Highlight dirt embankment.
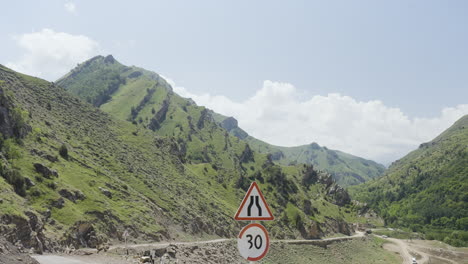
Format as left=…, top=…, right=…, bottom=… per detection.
left=0, top=237, right=40, bottom=264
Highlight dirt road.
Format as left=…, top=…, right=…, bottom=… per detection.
left=109, top=238, right=229, bottom=250
left=32, top=255, right=89, bottom=264
left=108, top=231, right=365, bottom=250
left=33, top=233, right=366, bottom=264
left=381, top=236, right=464, bottom=264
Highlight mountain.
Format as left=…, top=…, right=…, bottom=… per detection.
left=350, top=115, right=468, bottom=246
left=0, top=59, right=365, bottom=252
left=211, top=113, right=385, bottom=187
left=57, top=55, right=385, bottom=188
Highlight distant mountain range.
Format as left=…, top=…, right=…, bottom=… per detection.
left=211, top=113, right=386, bottom=186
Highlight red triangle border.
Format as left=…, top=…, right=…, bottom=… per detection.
left=234, top=182, right=275, bottom=221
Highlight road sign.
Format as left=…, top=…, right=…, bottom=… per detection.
left=234, top=182, right=274, bottom=221
left=237, top=223, right=270, bottom=261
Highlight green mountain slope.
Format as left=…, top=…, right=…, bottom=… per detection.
left=350, top=115, right=468, bottom=246
left=58, top=55, right=384, bottom=188
left=0, top=61, right=366, bottom=251
left=212, top=113, right=385, bottom=187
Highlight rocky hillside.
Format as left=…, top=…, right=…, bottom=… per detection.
left=0, top=62, right=365, bottom=254
left=58, top=55, right=384, bottom=188
left=212, top=113, right=385, bottom=187
left=350, top=115, right=468, bottom=246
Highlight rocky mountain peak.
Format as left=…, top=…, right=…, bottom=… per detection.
left=220, top=116, right=238, bottom=131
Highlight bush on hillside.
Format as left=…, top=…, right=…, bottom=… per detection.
left=59, top=144, right=68, bottom=159
left=0, top=163, right=26, bottom=197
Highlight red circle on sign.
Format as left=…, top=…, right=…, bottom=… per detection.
left=238, top=223, right=270, bottom=261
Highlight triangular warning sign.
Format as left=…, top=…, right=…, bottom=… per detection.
left=234, top=182, right=274, bottom=221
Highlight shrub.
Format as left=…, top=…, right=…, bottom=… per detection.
left=0, top=164, right=26, bottom=197
left=11, top=107, right=30, bottom=139
left=59, top=144, right=68, bottom=159
left=2, top=138, right=21, bottom=159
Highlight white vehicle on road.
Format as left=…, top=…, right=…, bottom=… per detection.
left=412, top=257, right=417, bottom=264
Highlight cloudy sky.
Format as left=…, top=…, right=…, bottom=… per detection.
left=1, top=0, right=467, bottom=164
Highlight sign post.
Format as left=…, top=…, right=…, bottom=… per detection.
left=235, top=182, right=274, bottom=262
left=123, top=229, right=129, bottom=255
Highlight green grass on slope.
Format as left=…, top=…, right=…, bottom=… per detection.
left=349, top=115, right=468, bottom=247
left=2, top=65, right=363, bottom=247
left=1, top=65, right=243, bottom=242
left=56, top=55, right=127, bottom=106
left=259, top=236, right=400, bottom=264
left=0, top=177, right=27, bottom=217
left=59, top=56, right=385, bottom=188
left=212, top=112, right=386, bottom=187
left=51, top=56, right=376, bottom=241
left=245, top=136, right=386, bottom=187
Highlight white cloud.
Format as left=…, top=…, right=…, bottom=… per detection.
left=167, top=78, right=468, bottom=164
left=64, top=2, right=76, bottom=14
left=6, top=29, right=98, bottom=80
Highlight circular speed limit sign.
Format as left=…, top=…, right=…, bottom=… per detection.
left=237, top=223, right=270, bottom=261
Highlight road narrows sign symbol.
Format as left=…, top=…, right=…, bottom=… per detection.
left=234, top=182, right=274, bottom=221
left=237, top=223, right=270, bottom=261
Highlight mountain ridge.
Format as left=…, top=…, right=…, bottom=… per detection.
left=211, top=112, right=385, bottom=186
left=0, top=62, right=367, bottom=253
left=59, top=55, right=385, bottom=187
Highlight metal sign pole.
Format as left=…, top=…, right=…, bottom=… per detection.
left=250, top=220, right=255, bottom=264
left=123, top=229, right=129, bottom=255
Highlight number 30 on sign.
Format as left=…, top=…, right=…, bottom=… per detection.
left=237, top=223, right=269, bottom=261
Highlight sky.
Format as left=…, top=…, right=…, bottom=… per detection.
left=1, top=0, right=467, bottom=164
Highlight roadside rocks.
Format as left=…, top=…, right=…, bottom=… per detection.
left=165, top=244, right=177, bottom=258
left=33, top=163, right=58, bottom=178
left=323, top=217, right=354, bottom=236
left=135, top=241, right=240, bottom=264
left=0, top=212, right=47, bottom=254
left=0, top=237, right=40, bottom=264
left=64, top=222, right=106, bottom=249
left=300, top=220, right=323, bottom=239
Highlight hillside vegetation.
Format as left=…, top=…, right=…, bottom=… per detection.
left=58, top=55, right=384, bottom=188
left=212, top=113, right=385, bottom=187
left=0, top=60, right=366, bottom=252
left=350, top=115, right=468, bottom=246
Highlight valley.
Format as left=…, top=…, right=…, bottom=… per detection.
left=0, top=55, right=466, bottom=263
left=1, top=2, right=467, bottom=263
left=0, top=60, right=375, bottom=262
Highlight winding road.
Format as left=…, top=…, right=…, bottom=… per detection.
left=33, top=232, right=465, bottom=264
left=33, top=233, right=365, bottom=264
left=381, top=236, right=461, bottom=264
